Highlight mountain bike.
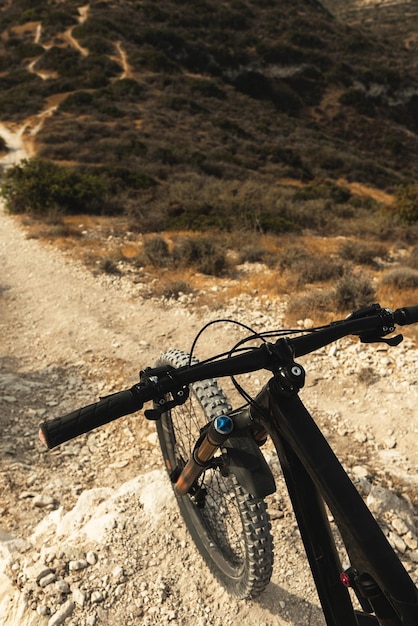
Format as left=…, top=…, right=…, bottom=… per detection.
left=39, top=303, right=418, bottom=625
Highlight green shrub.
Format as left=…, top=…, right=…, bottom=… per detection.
left=59, top=91, right=94, bottom=113
left=269, top=146, right=303, bottom=168
left=357, top=367, right=380, bottom=386
left=0, top=158, right=107, bottom=215
left=130, top=48, right=180, bottom=73
left=153, top=279, right=193, bottom=300
left=13, top=42, right=44, bottom=59
left=294, top=182, right=351, bottom=204
left=286, top=290, right=333, bottom=317
left=256, top=41, right=305, bottom=64
left=278, top=246, right=343, bottom=287
left=99, top=258, right=121, bottom=275
left=42, top=8, right=79, bottom=36
left=380, top=268, right=418, bottom=290
left=254, top=211, right=299, bottom=235
left=107, top=78, right=148, bottom=99
left=96, top=166, right=156, bottom=192
left=37, top=140, right=80, bottom=160
left=290, top=31, right=326, bottom=50
left=0, top=73, right=44, bottom=118
left=239, top=245, right=270, bottom=264
left=82, top=37, right=115, bottom=55
left=71, top=21, right=113, bottom=40
left=293, top=257, right=343, bottom=288
left=339, top=88, right=374, bottom=114
left=277, top=245, right=309, bottom=269
left=141, top=236, right=170, bottom=267
left=37, top=46, right=81, bottom=76
left=390, top=185, right=418, bottom=224
left=338, top=240, right=388, bottom=266
left=186, top=78, right=226, bottom=99
left=20, top=8, right=45, bottom=22
left=406, top=245, right=418, bottom=269
left=173, top=237, right=227, bottom=276
left=333, top=270, right=376, bottom=312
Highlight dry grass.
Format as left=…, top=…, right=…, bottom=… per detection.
left=18, top=214, right=418, bottom=339
left=376, top=282, right=418, bottom=311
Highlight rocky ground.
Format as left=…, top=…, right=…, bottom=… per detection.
left=0, top=205, right=417, bottom=626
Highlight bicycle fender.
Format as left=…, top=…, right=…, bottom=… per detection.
left=223, top=431, right=276, bottom=498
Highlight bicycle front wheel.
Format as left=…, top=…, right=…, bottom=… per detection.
left=155, top=349, right=273, bottom=599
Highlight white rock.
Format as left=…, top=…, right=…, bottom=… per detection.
left=90, top=591, right=104, bottom=604
left=86, top=551, right=98, bottom=565
left=47, top=599, right=75, bottom=626
left=23, top=563, right=53, bottom=583
left=72, top=587, right=87, bottom=607
left=38, top=572, right=56, bottom=588
left=33, top=495, right=55, bottom=509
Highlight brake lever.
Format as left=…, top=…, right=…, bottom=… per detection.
left=144, top=386, right=190, bottom=420
left=358, top=333, right=403, bottom=347
left=346, top=303, right=402, bottom=346
left=137, top=366, right=190, bottom=420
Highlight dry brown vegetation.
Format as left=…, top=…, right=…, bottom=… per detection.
left=1, top=0, right=418, bottom=323
left=20, top=213, right=418, bottom=328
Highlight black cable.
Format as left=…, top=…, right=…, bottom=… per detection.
left=186, top=318, right=332, bottom=419
left=187, top=318, right=265, bottom=366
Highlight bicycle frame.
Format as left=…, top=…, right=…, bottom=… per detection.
left=38, top=304, right=418, bottom=623
left=252, top=376, right=418, bottom=626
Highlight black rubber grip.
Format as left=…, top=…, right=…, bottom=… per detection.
left=39, top=389, right=142, bottom=449
left=395, top=305, right=418, bottom=325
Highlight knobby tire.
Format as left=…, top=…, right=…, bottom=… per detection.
left=155, top=349, right=273, bottom=599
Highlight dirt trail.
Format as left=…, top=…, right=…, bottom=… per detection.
left=0, top=203, right=323, bottom=626
left=0, top=203, right=236, bottom=379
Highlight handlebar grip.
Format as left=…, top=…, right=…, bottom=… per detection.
left=39, top=390, right=142, bottom=449
left=394, top=305, right=418, bottom=325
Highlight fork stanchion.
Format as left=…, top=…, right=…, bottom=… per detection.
left=175, top=416, right=233, bottom=496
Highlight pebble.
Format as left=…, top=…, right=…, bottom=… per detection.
left=24, top=563, right=53, bottom=583
left=37, top=605, right=50, bottom=616
left=55, top=580, right=70, bottom=594
left=33, top=494, right=55, bottom=508
left=112, top=565, right=125, bottom=580
left=388, top=531, right=407, bottom=554
left=91, top=590, right=104, bottom=604
left=48, top=599, right=75, bottom=626
left=392, top=517, right=410, bottom=536
left=39, top=572, right=57, bottom=587
left=384, top=436, right=397, bottom=449
left=69, top=560, right=89, bottom=571
left=352, top=466, right=369, bottom=478
left=86, top=551, right=98, bottom=565
left=72, top=587, right=88, bottom=607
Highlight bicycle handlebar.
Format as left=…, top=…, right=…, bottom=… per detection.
left=39, top=304, right=418, bottom=449
left=39, top=389, right=148, bottom=449
left=395, top=304, right=418, bottom=325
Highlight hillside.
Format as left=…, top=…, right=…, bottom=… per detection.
left=1, top=5, right=418, bottom=625
left=322, top=1, right=418, bottom=68
left=1, top=0, right=418, bottom=236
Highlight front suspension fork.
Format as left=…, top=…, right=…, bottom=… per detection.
left=174, top=415, right=234, bottom=496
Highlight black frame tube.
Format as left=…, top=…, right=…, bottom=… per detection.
left=252, top=381, right=418, bottom=625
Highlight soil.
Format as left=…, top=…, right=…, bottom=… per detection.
left=0, top=202, right=417, bottom=626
